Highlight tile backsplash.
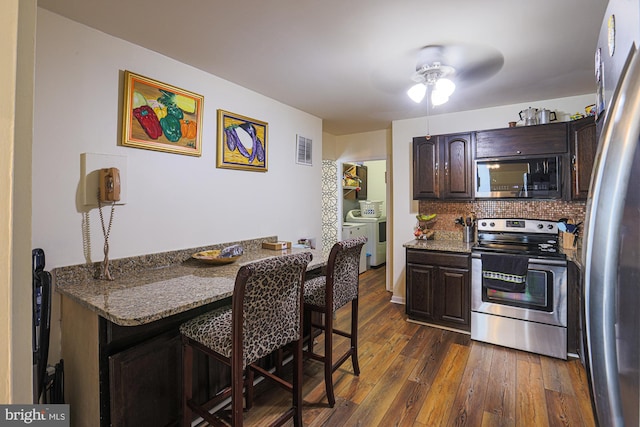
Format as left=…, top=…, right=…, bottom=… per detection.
left=419, top=199, right=586, bottom=239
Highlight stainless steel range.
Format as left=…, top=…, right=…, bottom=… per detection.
left=470, top=218, right=568, bottom=360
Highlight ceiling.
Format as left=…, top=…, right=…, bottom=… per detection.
left=37, top=0, right=608, bottom=135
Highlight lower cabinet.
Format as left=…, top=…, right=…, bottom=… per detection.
left=406, top=249, right=470, bottom=332
left=109, top=332, right=182, bottom=427
left=567, top=260, right=586, bottom=364
left=100, top=299, right=231, bottom=427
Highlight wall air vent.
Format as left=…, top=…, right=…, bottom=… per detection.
left=296, top=135, right=312, bottom=166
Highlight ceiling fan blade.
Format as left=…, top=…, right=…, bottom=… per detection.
left=415, top=43, right=504, bottom=85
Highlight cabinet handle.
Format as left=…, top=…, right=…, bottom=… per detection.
left=572, top=154, right=577, bottom=171
left=435, top=162, right=438, bottom=177
left=445, top=161, right=448, bottom=176
left=516, top=150, right=522, bottom=154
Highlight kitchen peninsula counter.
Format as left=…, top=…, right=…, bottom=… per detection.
left=55, top=244, right=325, bottom=327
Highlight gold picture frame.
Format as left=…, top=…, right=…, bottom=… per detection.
left=122, top=71, right=204, bottom=156
left=217, top=109, right=268, bottom=172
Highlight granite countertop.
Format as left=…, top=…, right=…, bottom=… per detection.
left=55, top=246, right=326, bottom=327
left=403, top=239, right=473, bottom=253
left=405, top=237, right=584, bottom=268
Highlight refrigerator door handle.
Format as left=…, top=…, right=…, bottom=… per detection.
left=584, top=45, right=640, bottom=426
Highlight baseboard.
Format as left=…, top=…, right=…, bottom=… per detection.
left=390, top=295, right=405, bottom=305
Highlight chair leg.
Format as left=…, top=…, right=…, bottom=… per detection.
left=351, top=298, right=360, bottom=376
left=231, top=350, right=244, bottom=426
left=245, top=367, right=254, bottom=410
left=293, top=337, right=303, bottom=427
left=304, top=308, right=314, bottom=353
left=324, top=310, right=336, bottom=408
left=182, top=341, right=193, bottom=427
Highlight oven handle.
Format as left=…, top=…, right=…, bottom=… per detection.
left=471, top=252, right=567, bottom=267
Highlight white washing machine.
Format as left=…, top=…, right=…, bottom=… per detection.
left=345, top=210, right=387, bottom=267
left=342, top=223, right=368, bottom=272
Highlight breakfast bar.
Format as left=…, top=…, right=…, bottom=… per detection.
left=54, top=236, right=326, bottom=427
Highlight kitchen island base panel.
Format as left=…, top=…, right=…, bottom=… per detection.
left=60, top=295, right=100, bottom=427
left=471, top=311, right=567, bottom=360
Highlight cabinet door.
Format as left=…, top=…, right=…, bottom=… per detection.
left=412, top=136, right=439, bottom=199
left=406, top=263, right=437, bottom=322
left=109, top=331, right=182, bottom=427
left=570, top=117, right=597, bottom=200
left=356, top=165, right=368, bottom=200
left=437, top=267, right=470, bottom=330
left=475, top=122, right=568, bottom=158
left=441, top=133, right=473, bottom=199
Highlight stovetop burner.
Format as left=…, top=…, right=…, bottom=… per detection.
left=472, top=218, right=564, bottom=259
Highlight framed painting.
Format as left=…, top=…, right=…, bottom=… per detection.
left=122, top=71, right=204, bottom=156
left=217, top=109, right=268, bottom=172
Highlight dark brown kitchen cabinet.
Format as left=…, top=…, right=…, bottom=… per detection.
left=98, top=299, right=231, bottom=427
left=568, top=260, right=586, bottom=365
left=570, top=117, right=598, bottom=200
left=475, top=122, right=568, bottom=158
left=109, top=332, right=182, bottom=427
left=413, top=132, right=473, bottom=200
left=406, top=249, right=470, bottom=332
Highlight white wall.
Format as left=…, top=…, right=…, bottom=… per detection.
left=2, top=0, right=36, bottom=404
left=335, top=128, right=389, bottom=161
left=33, top=9, right=323, bottom=269
left=390, top=94, right=595, bottom=303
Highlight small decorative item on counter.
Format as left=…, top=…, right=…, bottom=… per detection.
left=192, top=245, right=244, bottom=265
left=219, top=244, right=244, bottom=257
left=262, top=241, right=292, bottom=251
left=570, top=112, right=585, bottom=120
left=414, top=213, right=437, bottom=240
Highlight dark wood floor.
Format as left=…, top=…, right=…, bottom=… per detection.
left=202, top=265, right=597, bottom=426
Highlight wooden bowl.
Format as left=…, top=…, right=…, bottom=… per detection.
left=192, top=250, right=242, bottom=265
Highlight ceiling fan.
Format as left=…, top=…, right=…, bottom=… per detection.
left=408, top=44, right=504, bottom=105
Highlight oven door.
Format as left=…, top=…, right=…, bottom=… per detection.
left=471, top=254, right=567, bottom=327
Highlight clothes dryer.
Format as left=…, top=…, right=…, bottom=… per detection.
left=345, top=210, right=386, bottom=267
left=342, top=223, right=368, bottom=272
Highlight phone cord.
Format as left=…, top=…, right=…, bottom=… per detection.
left=98, top=199, right=116, bottom=281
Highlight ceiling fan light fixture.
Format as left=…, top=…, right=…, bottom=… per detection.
left=407, top=83, right=427, bottom=103
left=435, top=78, right=455, bottom=97
left=408, top=62, right=456, bottom=105
left=431, top=90, right=449, bottom=106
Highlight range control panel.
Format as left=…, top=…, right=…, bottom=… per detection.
left=477, top=218, right=559, bottom=234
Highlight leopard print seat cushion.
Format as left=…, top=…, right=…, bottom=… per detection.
left=303, top=237, right=366, bottom=311
left=180, top=252, right=312, bottom=368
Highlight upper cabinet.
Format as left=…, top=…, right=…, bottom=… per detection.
left=343, top=163, right=367, bottom=200
left=413, top=132, right=473, bottom=200
left=475, top=122, right=568, bottom=158
left=569, top=117, right=597, bottom=200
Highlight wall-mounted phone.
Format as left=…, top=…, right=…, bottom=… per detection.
left=99, top=167, right=121, bottom=202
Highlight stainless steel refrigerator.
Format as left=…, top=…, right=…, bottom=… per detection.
left=584, top=1, right=640, bottom=425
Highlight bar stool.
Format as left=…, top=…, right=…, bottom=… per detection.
left=303, top=236, right=367, bottom=407
left=180, top=251, right=312, bottom=427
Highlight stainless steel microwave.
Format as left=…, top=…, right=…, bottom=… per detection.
left=474, top=156, right=562, bottom=199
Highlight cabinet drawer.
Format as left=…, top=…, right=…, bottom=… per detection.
left=475, top=122, right=568, bottom=158
left=406, top=250, right=469, bottom=268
